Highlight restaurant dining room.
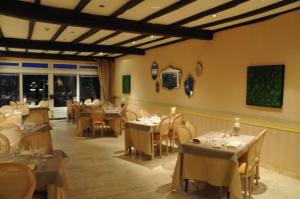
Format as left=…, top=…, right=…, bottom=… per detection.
left=0, top=0, right=299, bottom=199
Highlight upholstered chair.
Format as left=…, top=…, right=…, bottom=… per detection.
left=254, top=129, right=267, bottom=185
left=19, top=132, right=53, bottom=154
left=169, top=113, right=183, bottom=152
left=0, top=162, right=36, bottom=199
left=90, top=107, right=109, bottom=137
left=185, top=121, right=196, bottom=138
left=0, top=105, right=13, bottom=116
left=153, top=116, right=171, bottom=156
left=176, top=125, right=192, bottom=145
left=139, top=109, right=150, bottom=118
left=66, top=100, right=74, bottom=122
left=125, top=111, right=138, bottom=121
left=0, top=134, right=10, bottom=153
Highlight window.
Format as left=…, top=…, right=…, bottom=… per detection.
left=79, top=76, right=100, bottom=102
left=54, top=75, right=77, bottom=107
left=23, top=74, right=48, bottom=105
left=0, top=73, right=19, bottom=106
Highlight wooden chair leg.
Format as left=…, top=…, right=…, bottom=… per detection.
left=184, top=179, right=189, bottom=193
left=244, top=178, right=247, bottom=199
left=255, top=164, right=260, bottom=185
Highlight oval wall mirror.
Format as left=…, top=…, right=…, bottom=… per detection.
left=160, top=65, right=182, bottom=90
left=184, top=74, right=194, bottom=97
left=151, top=61, right=159, bottom=80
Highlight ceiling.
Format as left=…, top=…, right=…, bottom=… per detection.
left=0, top=0, right=299, bottom=61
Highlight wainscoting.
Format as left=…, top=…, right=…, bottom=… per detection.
left=122, top=98, right=300, bottom=179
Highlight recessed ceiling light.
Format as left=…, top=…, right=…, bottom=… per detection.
left=71, top=31, right=75, bottom=34
left=99, top=4, right=105, bottom=8
left=99, top=52, right=103, bottom=55
left=212, top=14, right=217, bottom=18
left=44, top=27, right=50, bottom=31
left=150, top=35, right=154, bottom=39
left=132, top=41, right=136, bottom=44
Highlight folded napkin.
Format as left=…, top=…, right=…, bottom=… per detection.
left=225, top=141, right=241, bottom=148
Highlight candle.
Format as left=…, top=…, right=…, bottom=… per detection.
left=170, top=106, right=176, bottom=115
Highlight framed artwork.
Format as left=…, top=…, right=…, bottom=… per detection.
left=122, top=75, right=131, bottom=94
left=246, top=65, right=285, bottom=108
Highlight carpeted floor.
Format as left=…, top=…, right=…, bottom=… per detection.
left=50, top=120, right=300, bottom=199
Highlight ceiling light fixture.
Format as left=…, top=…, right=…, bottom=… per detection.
left=150, top=35, right=154, bottom=39
left=44, top=27, right=50, bottom=31
left=132, top=41, right=136, bottom=44
left=212, top=14, right=217, bottom=18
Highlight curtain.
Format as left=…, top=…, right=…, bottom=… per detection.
left=97, top=59, right=113, bottom=102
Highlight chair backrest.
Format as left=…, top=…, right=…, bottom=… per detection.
left=159, top=116, right=171, bottom=136
left=125, top=111, right=138, bottom=121
left=139, top=109, right=150, bottom=118
left=0, top=134, right=10, bottom=153
left=244, top=137, right=260, bottom=175
left=172, top=113, right=183, bottom=135
left=0, top=113, right=7, bottom=123
left=90, top=107, right=105, bottom=123
left=0, top=162, right=36, bottom=199
left=0, top=127, right=22, bottom=149
left=39, top=100, right=49, bottom=107
left=9, top=101, right=16, bottom=106
left=84, top=98, right=92, bottom=105
left=177, top=125, right=192, bottom=145
left=103, top=101, right=113, bottom=107
left=255, top=129, right=267, bottom=161
left=93, top=99, right=100, bottom=105
left=185, top=121, right=196, bottom=138
left=19, top=132, right=53, bottom=154
left=72, top=105, right=81, bottom=121
left=0, top=105, right=13, bottom=115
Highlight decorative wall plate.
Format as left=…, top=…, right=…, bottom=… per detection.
left=184, top=74, right=195, bottom=98
left=155, top=81, right=160, bottom=93
left=151, top=61, right=159, bottom=80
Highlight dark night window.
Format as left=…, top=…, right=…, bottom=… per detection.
left=54, top=75, right=77, bottom=107
left=80, top=76, right=100, bottom=102
left=0, top=73, right=19, bottom=106
left=23, top=74, right=48, bottom=105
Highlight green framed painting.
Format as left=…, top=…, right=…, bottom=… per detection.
left=246, top=65, right=285, bottom=108
left=122, top=75, right=131, bottom=94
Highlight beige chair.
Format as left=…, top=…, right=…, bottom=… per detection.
left=0, top=162, right=36, bottom=199
left=153, top=116, right=171, bottom=156
left=84, top=98, right=92, bottom=105
left=0, top=134, right=10, bottom=153
left=90, top=107, right=109, bottom=137
left=238, top=137, right=260, bottom=198
left=125, top=111, right=138, bottom=121
left=19, top=132, right=53, bottom=154
left=139, top=109, right=150, bottom=118
left=72, top=104, right=81, bottom=123
left=120, top=104, right=128, bottom=131
left=0, top=105, right=13, bottom=116
left=176, top=125, right=192, bottom=145
left=169, top=113, right=183, bottom=152
left=66, top=100, right=74, bottom=122
left=185, top=121, right=196, bottom=138
left=103, top=101, right=113, bottom=107
left=92, top=99, right=100, bottom=105
left=0, top=113, right=7, bottom=123
left=254, top=129, right=267, bottom=185
left=38, top=100, right=49, bottom=107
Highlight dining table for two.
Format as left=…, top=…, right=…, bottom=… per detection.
left=172, top=131, right=255, bottom=199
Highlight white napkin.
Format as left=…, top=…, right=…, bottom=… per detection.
left=225, top=141, right=241, bottom=148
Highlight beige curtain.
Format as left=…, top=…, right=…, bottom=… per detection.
left=97, top=59, right=113, bottom=102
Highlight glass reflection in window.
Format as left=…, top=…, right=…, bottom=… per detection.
left=54, top=75, right=76, bottom=107
left=80, top=76, right=100, bottom=102
left=23, top=74, right=48, bottom=105
left=0, top=73, right=19, bottom=106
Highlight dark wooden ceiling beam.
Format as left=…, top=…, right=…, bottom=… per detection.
left=72, top=28, right=101, bottom=43
left=0, top=0, right=213, bottom=40
left=195, top=0, right=299, bottom=29
left=0, top=38, right=145, bottom=55
left=92, top=31, right=122, bottom=45
left=110, top=0, right=144, bottom=17
left=0, top=51, right=113, bottom=61
left=74, top=0, right=91, bottom=12
left=27, top=20, right=35, bottom=41
left=214, top=6, right=300, bottom=33
left=0, top=27, right=8, bottom=51
left=50, top=25, right=67, bottom=42
left=145, top=38, right=186, bottom=50
left=113, top=34, right=149, bottom=46
left=140, top=0, right=196, bottom=22
left=171, top=0, right=248, bottom=26
left=131, top=36, right=169, bottom=48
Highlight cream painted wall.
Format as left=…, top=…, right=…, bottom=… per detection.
left=112, top=11, right=300, bottom=123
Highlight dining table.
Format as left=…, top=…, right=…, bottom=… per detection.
left=0, top=150, right=69, bottom=199
left=172, top=131, right=255, bottom=199
left=125, top=116, right=161, bottom=159
left=77, top=106, right=122, bottom=137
